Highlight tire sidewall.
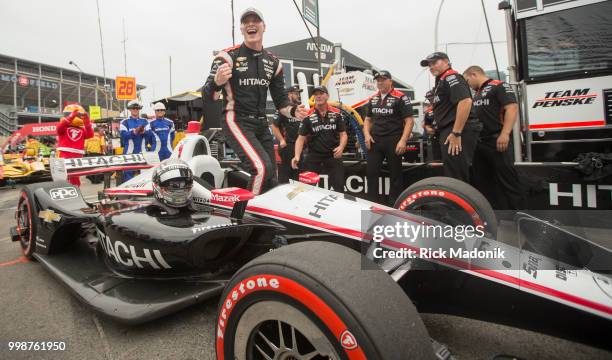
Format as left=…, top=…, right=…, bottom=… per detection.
left=217, top=263, right=379, bottom=360
left=18, top=188, right=38, bottom=258
left=394, top=177, right=498, bottom=236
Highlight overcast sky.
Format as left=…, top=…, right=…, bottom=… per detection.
left=1, top=0, right=509, bottom=112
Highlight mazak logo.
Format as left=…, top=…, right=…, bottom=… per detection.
left=532, top=88, right=597, bottom=108
left=340, top=330, right=358, bottom=350
left=211, top=193, right=241, bottom=203
left=68, top=128, right=83, bottom=141
left=239, top=78, right=269, bottom=86
left=49, top=187, right=78, bottom=200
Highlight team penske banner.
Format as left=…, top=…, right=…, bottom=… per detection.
left=526, top=75, right=610, bottom=130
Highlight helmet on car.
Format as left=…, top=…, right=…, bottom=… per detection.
left=152, top=159, right=193, bottom=208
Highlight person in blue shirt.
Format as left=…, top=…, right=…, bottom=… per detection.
left=149, top=102, right=175, bottom=161
left=120, top=100, right=151, bottom=181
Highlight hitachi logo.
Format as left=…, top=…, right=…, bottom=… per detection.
left=473, top=98, right=490, bottom=107
left=239, top=78, right=269, bottom=86
left=312, top=124, right=336, bottom=132
left=549, top=183, right=612, bottom=208
left=372, top=108, right=394, bottom=115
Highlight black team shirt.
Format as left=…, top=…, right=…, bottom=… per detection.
left=298, top=105, right=346, bottom=159
left=366, top=88, right=413, bottom=138
left=472, top=79, right=517, bottom=138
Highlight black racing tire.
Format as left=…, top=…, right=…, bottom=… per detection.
left=394, top=176, right=498, bottom=237
left=16, top=186, right=38, bottom=259
left=216, top=241, right=433, bottom=360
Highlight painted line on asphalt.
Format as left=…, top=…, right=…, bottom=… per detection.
left=0, top=256, right=29, bottom=268
left=92, top=314, right=114, bottom=360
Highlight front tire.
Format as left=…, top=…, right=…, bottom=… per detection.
left=16, top=187, right=38, bottom=259
left=216, top=241, right=433, bottom=360
left=394, top=176, right=498, bottom=237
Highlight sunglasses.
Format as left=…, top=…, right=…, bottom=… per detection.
left=155, top=109, right=165, bottom=112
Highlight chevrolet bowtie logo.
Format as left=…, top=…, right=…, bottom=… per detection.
left=287, top=184, right=310, bottom=200
left=39, top=209, right=61, bottom=223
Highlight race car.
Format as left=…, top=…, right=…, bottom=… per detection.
left=0, top=154, right=50, bottom=187
left=11, top=135, right=612, bottom=359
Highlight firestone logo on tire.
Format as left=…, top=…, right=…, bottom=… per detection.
left=340, top=330, right=358, bottom=350
left=398, top=190, right=446, bottom=210
left=217, top=275, right=281, bottom=339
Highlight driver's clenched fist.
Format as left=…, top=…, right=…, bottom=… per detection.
left=214, top=63, right=233, bottom=86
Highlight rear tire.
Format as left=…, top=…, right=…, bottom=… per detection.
left=16, top=187, right=38, bottom=259
left=216, top=241, right=433, bottom=360
left=394, top=176, right=498, bottom=237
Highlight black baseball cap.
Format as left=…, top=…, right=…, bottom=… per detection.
left=374, top=70, right=392, bottom=80
left=240, top=7, right=264, bottom=23
left=420, top=52, right=450, bottom=67
left=286, top=85, right=303, bottom=93
left=312, top=86, right=328, bottom=94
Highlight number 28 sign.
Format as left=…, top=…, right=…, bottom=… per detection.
left=115, top=76, right=137, bottom=100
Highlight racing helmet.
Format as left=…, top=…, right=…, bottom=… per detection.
left=152, top=159, right=193, bottom=208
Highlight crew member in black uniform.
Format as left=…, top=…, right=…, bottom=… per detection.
left=363, top=70, right=414, bottom=204
left=203, top=8, right=308, bottom=194
left=422, top=90, right=441, bottom=161
left=420, top=52, right=480, bottom=182
left=464, top=65, right=525, bottom=209
left=271, top=85, right=303, bottom=183
left=292, top=86, right=348, bottom=193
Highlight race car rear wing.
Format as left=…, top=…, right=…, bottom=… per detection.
left=50, top=153, right=160, bottom=181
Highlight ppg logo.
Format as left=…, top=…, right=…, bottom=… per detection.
left=49, top=187, right=78, bottom=201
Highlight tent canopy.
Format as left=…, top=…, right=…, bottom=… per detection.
left=157, top=91, right=202, bottom=103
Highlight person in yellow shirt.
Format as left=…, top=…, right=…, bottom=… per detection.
left=85, top=129, right=106, bottom=156
left=23, top=135, right=41, bottom=159
left=85, top=129, right=107, bottom=184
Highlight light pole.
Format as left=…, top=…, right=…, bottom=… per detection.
left=68, top=60, right=83, bottom=73
left=434, top=0, right=445, bottom=51
left=68, top=61, right=83, bottom=105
